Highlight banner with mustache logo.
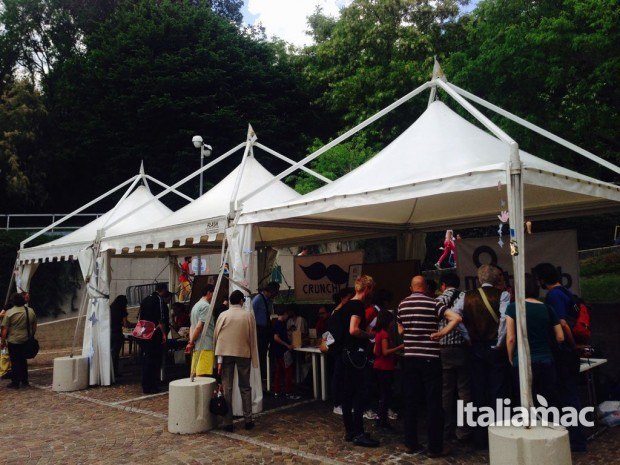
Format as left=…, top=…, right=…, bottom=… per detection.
left=294, top=251, right=364, bottom=301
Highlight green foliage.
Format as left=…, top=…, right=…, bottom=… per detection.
left=288, top=134, right=377, bottom=194
left=39, top=0, right=314, bottom=211
left=580, top=251, right=620, bottom=277
left=29, top=260, right=82, bottom=317
left=580, top=273, right=620, bottom=303
left=0, top=78, right=48, bottom=210
left=301, top=0, right=468, bottom=145
left=445, top=0, right=620, bottom=181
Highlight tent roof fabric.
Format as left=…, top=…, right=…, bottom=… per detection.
left=100, top=155, right=301, bottom=253
left=239, top=101, right=619, bottom=235
left=19, top=186, right=173, bottom=263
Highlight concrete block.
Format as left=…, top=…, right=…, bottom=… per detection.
left=168, top=377, right=216, bottom=434
left=489, top=422, right=572, bottom=465
left=52, top=355, right=89, bottom=392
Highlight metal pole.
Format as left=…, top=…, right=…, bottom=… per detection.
left=199, top=150, right=204, bottom=197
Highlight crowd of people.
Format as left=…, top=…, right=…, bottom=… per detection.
left=318, top=263, right=588, bottom=455
left=1, top=253, right=589, bottom=456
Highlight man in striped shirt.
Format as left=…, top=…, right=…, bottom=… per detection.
left=397, top=275, right=462, bottom=457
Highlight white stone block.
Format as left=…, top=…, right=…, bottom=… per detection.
left=52, top=355, right=89, bottom=392
left=168, top=377, right=217, bottom=434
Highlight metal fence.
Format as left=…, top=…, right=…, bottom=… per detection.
left=126, top=282, right=168, bottom=307
left=0, top=213, right=103, bottom=231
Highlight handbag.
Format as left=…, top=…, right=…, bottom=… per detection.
left=0, top=348, right=11, bottom=377
left=23, top=305, right=39, bottom=359
left=132, top=320, right=157, bottom=340
left=209, top=384, right=228, bottom=416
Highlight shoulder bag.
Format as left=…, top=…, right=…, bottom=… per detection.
left=23, top=306, right=40, bottom=359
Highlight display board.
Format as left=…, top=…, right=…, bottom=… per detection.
left=189, top=274, right=230, bottom=310
left=294, top=250, right=364, bottom=302
left=350, top=260, right=421, bottom=310
left=455, top=230, right=580, bottom=295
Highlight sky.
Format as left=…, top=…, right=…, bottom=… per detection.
left=241, top=1, right=477, bottom=48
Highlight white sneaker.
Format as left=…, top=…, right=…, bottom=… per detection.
left=285, top=393, right=301, bottom=400
left=333, top=406, right=343, bottom=415
left=388, top=409, right=398, bottom=420
left=363, top=410, right=378, bottom=420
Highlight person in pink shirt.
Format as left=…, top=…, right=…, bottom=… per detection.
left=373, top=310, right=404, bottom=429
left=435, top=229, right=457, bottom=269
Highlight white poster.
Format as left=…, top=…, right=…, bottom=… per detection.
left=455, top=230, right=580, bottom=295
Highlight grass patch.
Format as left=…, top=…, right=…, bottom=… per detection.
left=580, top=273, right=620, bottom=303
left=580, top=250, right=620, bottom=277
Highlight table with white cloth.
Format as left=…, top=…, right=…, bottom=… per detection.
left=579, top=357, right=607, bottom=407
left=266, top=346, right=328, bottom=401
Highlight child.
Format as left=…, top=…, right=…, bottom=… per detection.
left=373, top=310, right=404, bottom=428
left=271, top=307, right=300, bottom=400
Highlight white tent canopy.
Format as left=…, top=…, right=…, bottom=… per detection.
left=101, top=152, right=302, bottom=254
left=19, top=185, right=174, bottom=264
left=240, top=100, right=619, bottom=234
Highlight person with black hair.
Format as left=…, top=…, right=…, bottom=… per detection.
left=328, top=287, right=354, bottom=416
left=214, top=290, right=258, bottom=432
left=436, top=273, right=471, bottom=442
left=533, top=262, right=587, bottom=452
left=1, top=292, right=37, bottom=388
left=373, top=310, right=403, bottom=429
left=110, top=295, right=129, bottom=378
left=251, top=281, right=279, bottom=380
left=138, top=283, right=171, bottom=394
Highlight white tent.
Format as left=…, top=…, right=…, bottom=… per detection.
left=16, top=169, right=187, bottom=386
left=100, top=153, right=302, bottom=255
left=230, top=68, right=619, bottom=413
left=239, top=99, right=619, bottom=232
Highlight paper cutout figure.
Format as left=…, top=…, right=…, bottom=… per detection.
left=88, top=312, right=99, bottom=326
left=498, top=211, right=509, bottom=223
left=498, top=237, right=504, bottom=248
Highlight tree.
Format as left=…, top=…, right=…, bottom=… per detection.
left=39, top=0, right=315, bottom=211
left=445, top=0, right=619, bottom=181
left=0, top=78, right=47, bottom=211
left=289, top=134, right=377, bottom=194
left=301, top=0, right=469, bottom=147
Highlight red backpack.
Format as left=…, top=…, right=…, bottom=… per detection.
left=558, top=288, right=592, bottom=344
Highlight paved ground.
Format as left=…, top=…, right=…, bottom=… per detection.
left=1, top=348, right=618, bottom=465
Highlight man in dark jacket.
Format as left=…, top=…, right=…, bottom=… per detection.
left=139, top=283, right=171, bottom=394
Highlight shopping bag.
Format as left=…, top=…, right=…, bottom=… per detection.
left=0, top=348, right=10, bottom=377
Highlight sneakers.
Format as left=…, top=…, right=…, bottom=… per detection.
left=434, top=263, right=441, bottom=270
left=363, top=410, right=378, bottom=420
left=285, top=393, right=301, bottom=400
left=352, top=433, right=380, bottom=448
left=333, top=406, right=343, bottom=415
left=388, top=409, right=398, bottom=420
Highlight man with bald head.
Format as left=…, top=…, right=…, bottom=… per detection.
left=398, top=275, right=462, bottom=457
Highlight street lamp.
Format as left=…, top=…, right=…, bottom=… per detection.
left=192, top=135, right=212, bottom=196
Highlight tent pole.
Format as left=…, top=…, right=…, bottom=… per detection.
left=190, top=236, right=229, bottom=382
left=3, top=258, right=18, bottom=306
left=70, top=241, right=100, bottom=358
left=20, top=175, right=139, bottom=249
left=229, top=128, right=255, bottom=216
left=506, top=144, right=534, bottom=417
left=254, top=142, right=332, bottom=184
left=100, top=142, right=246, bottom=234
left=144, top=175, right=194, bottom=202
left=446, top=83, right=620, bottom=175
left=237, top=81, right=432, bottom=205
left=99, top=175, right=142, bottom=231
left=436, top=80, right=515, bottom=144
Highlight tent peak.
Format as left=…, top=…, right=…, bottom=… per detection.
left=431, top=57, right=446, bottom=81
